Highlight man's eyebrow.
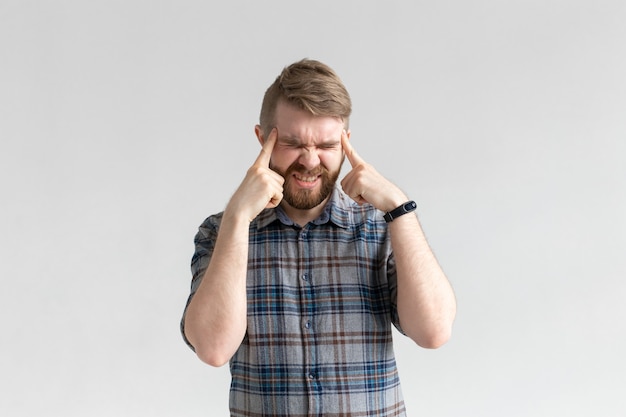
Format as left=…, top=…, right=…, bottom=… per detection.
left=278, top=135, right=301, bottom=144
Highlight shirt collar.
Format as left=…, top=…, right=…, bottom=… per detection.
left=255, top=186, right=352, bottom=230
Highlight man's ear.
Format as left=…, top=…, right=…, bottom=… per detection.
left=254, top=125, right=264, bottom=146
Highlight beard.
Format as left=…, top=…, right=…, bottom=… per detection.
left=271, top=160, right=341, bottom=210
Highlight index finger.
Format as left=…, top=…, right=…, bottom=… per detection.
left=255, top=128, right=277, bottom=167
left=341, top=130, right=365, bottom=167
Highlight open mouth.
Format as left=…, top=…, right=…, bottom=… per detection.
left=293, top=173, right=321, bottom=188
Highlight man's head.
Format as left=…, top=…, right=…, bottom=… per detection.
left=255, top=59, right=352, bottom=212
left=259, top=59, right=352, bottom=139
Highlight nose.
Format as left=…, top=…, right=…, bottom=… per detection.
left=298, top=147, right=320, bottom=170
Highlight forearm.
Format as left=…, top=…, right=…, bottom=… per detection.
left=184, top=131, right=285, bottom=366
left=184, top=212, right=250, bottom=366
left=390, top=213, right=457, bottom=348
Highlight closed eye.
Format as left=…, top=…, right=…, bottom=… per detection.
left=318, top=143, right=340, bottom=150
left=278, top=138, right=340, bottom=150
left=278, top=140, right=301, bottom=149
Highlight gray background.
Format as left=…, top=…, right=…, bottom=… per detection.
left=1, top=1, right=625, bottom=416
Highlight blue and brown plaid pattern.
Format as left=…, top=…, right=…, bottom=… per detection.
left=182, top=187, right=407, bottom=416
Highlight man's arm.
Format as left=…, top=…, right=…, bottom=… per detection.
left=184, top=130, right=284, bottom=366
left=388, top=212, right=457, bottom=348
left=340, top=131, right=456, bottom=348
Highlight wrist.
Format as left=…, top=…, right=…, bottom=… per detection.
left=380, top=193, right=409, bottom=213
left=222, top=206, right=256, bottom=227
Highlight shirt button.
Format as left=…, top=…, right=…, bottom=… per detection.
left=308, top=372, right=316, bottom=380
left=304, top=321, right=312, bottom=329
left=302, top=273, right=309, bottom=281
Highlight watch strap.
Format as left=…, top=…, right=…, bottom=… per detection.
left=383, top=201, right=417, bottom=223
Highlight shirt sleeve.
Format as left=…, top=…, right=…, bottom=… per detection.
left=386, top=238, right=406, bottom=336
left=180, top=214, right=221, bottom=351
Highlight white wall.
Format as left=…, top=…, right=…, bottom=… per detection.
left=1, top=1, right=625, bottom=416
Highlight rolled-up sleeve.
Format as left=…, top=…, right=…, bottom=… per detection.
left=180, top=214, right=221, bottom=350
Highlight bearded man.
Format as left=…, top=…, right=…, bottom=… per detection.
left=181, top=58, right=457, bottom=417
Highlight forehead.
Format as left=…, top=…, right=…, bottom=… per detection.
left=274, top=101, right=344, bottom=144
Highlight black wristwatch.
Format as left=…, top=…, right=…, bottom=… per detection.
left=383, top=201, right=417, bottom=223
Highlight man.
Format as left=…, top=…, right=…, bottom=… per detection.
left=181, top=59, right=456, bottom=416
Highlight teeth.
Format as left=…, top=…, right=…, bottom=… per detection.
left=295, top=175, right=317, bottom=182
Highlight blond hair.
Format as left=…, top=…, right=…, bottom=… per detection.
left=259, top=59, right=352, bottom=137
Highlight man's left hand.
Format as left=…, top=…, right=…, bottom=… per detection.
left=340, top=130, right=407, bottom=212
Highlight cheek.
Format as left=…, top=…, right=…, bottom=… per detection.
left=320, top=151, right=343, bottom=169
left=271, top=149, right=299, bottom=169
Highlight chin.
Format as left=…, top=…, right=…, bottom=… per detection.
left=284, top=187, right=329, bottom=210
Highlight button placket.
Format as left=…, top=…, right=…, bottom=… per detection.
left=297, top=225, right=321, bottom=404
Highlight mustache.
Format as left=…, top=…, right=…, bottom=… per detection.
left=272, top=161, right=327, bottom=177
left=288, top=165, right=324, bottom=176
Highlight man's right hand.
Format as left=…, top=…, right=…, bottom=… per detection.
left=225, top=128, right=285, bottom=223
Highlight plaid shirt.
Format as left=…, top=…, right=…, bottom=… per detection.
left=182, top=187, right=408, bottom=416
